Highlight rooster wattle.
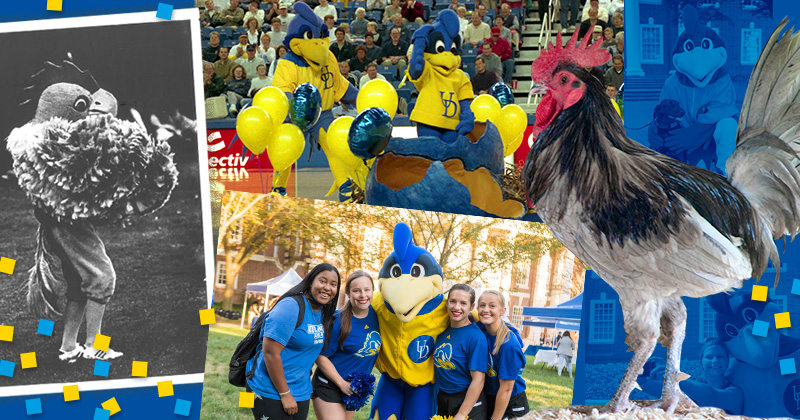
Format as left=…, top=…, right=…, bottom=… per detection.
left=523, top=24, right=800, bottom=414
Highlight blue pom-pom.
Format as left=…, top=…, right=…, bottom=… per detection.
left=341, top=372, right=376, bottom=411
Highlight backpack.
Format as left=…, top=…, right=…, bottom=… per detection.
left=228, top=294, right=305, bottom=387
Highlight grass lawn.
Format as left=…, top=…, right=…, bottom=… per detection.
left=201, top=324, right=574, bottom=419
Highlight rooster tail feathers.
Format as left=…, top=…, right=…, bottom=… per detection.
left=26, top=227, right=65, bottom=318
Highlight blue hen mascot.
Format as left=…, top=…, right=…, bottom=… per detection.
left=370, top=223, right=449, bottom=420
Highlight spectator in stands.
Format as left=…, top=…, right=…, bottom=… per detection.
left=477, top=5, right=492, bottom=26
left=485, top=26, right=513, bottom=84
left=605, top=83, right=617, bottom=101
left=366, top=21, right=382, bottom=45
left=204, top=61, right=225, bottom=99
left=401, top=0, right=425, bottom=25
left=384, top=0, right=402, bottom=24
left=245, top=17, right=263, bottom=44
left=237, top=44, right=267, bottom=79
left=464, top=12, right=491, bottom=48
left=267, top=17, right=286, bottom=47
left=324, top=15, right=337, bottom=43
left=331, top=27, right=356, bottom=62
left=479, top=41, right=502, bottom=81
left=350, top=45, right=371, bottom=73
left=244, top=0, right=266, bottom=26
left=493, top=16, right=513, bottom=49
left=591, top=24, right=603, bottom=44
left=277, top=1, right=296, bottom=31
left=448, top=0, right=465, bottom=12
left=201, top=0, right=223, bottom=27
left=610, top=12, right=623, bottom=36
left=471, top=56, right=498, bottom=95
left=203, top=31, right=223, bottom=63
left=578, top=7, right=606, bottom=39
left=380, top=27, right=409, bottom=73
left=608, top=0, right=623, bottom=16
left=219, top=0, right=245, bottom=27
left=351, top=7, right=369, bottom=38
left=581, top=0, right=608, bottom=22
left=560, top=0, right=579, bottom=33
left=339, top=22, right=355, bottom=42
left=364, top=33, right=382, bottom=62
left=223, top=65, right=251, bottom=115
left=601, top=26, right=615, bottom=48
left=359, top=62, right=387, bottom=87
left=315, top=0, right=338, bottom=22
left=386, top=14, right=411, bottom=44
left=339, top=60, right=360, bottom=87
left=368, top=0, right=386, bottom=11
left=536, top=0, right=548, bottom=24
left=457, top=7, right=469, bottom=35
left=249, top=64, right=272, bottom=96
left=476, top=0, right=497, bottom=14
left=605, top=31, right=623, bottom=70
left=214, top=47, right=237, bottom=81
left=230, top=33, right=251, bottom=59
left=257, top=33, right=277, bottom=65
left=264, top=0, right=281, bottom=23
left=268, top=45, right=289, bottom=80
left=603, top=53, right=623, bottom=90
left=499, top=4, right=520, bottom=54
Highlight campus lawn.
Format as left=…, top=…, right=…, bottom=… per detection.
left=201, top=325, right=574, bottom=420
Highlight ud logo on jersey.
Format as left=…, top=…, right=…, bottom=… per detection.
left=433, top=343, right=455, bottom=370
left=440, top=92, right=457, bottom=118
left=321, top=65, right=334, bottom=89
left=407, top=335, right=435, bottom=363
left=356, top=331, right=382, bottom=357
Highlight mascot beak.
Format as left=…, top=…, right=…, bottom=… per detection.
left=290, top=38, right=330, bottom=70
left=90, top=88, right=118, bottom=117
left=380, top=273, right=443, bottom=323
left=424, top=51, right=461, bottom=74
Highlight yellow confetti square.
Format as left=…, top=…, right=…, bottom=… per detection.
left=63, top=385, right=80, bottom=402
left=102, top=397, right=121, bottom=415
left=752, top=285, right=768, bottom=301
left=20, top=352, right=37, bottom=369
left=0, top=325, right=13, bottom=342
left=239, top=392, right=255, bottom=408
left=0, top=257, right=15, bottom=275
left=46, top=0, right=62, bottom=11
left=199, top=308, right=216, bottom=325
left=94, top=334, right=110, bottom=352
left=776, top=312, right=792, bottom=329
left=132, top=361, right=148, bottom=377
left=157, top=380, right=174, bottom=397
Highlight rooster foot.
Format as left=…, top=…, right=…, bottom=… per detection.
left=569, top=399, right=635, bottom=414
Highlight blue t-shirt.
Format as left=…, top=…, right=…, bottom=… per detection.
left=321, top=306, right=382, bottom=378
left=246, top=295, right=325, bottom=400
left=482, top=325, right=527, bottom=397
left=433, top=322, right=489, bottom=393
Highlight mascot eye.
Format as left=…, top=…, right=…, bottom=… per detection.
left=72, top=95, right=90, bottom=112
left=390, top=264, right=402, bottom=278
left=303, top=30, right=314, bottom=40
left=435, top=40, right=445, bottom=53
left=724, top=323, right=739, bottom=338
left=742, top=307, right=758, bottom=322
left=451, top=42, right=457, bottom=54
left=683, top=39, right=694, bottom=52
left=701, top=37, right=713, bottom=49
left=410, top=263, right=425, bottom=277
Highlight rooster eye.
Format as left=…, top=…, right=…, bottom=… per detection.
left=701, top=37, right=713, bottom=49
left=435, top=40, right=445, bottom=53
left=73, top=95, right=90, bottom=112
left=560, top=76, right=568, bottom=84
left=390, top=264, right=402, bottom=278
left=683, top=39, right=694, bottom=52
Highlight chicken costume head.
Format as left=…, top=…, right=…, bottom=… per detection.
left=672, top=5, right=727, bottom=89
left=283, top=2, right=330, bottom=71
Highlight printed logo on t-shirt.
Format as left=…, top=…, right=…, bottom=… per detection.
left=309, top=324, right=324, bottom=345
left=433, top=343, right=455, bottom=370
left=440, top=91, right=457, bottom=117
left=321, top=65, right=334, bottom=89
left=407, top=335, right=435, bottom=363
left=356, top=331, right=382, bottom=357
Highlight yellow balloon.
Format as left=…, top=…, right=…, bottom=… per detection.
left=326, top=116, right=363, bottom=170
left=357, top=79, right=398, bottom=115
left=497, top=104, right=528, bottom=156
left=268, top=123, right=305, bottom=172
left=471, top=94, right=501, bottom=122
left=253, top=86, right=289, bottom=125
left=236, top=106, right=273, bottom=155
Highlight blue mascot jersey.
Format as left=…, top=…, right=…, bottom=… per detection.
left=433, top=322, right=489, bottom=393
left=322, top=306, right=382, bottom=377
left=483, top=328, right=527, bottom=397
left=246, top=296, right=324, bottom=400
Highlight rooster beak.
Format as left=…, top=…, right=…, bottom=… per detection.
left=530, top=82, right=548, bottom=96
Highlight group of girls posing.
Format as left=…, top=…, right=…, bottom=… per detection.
left=245, top=263, right=530, bottom=420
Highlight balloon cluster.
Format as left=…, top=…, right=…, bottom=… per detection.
left=470, top=84, right=526, bottom=156
left=341, top=372, right=376, bottom=411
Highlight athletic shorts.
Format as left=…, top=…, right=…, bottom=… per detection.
left=311, top=371, right=344, bottom=405
left=486, top=391, right=529, bottom=419
left=436, top=388, right=487, bottom=420
left=248, top=388, right=310, bottom=420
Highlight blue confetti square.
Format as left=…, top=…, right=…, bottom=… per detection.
left=156, top=3, right=173, bottom=20
left=752, top=319, right=770, bottom=337
left=93, top=360, right=110, bottom=377
left=174, top=399, right=191, bottom=416
left=781, top=358, right=797, bottom=375
left=0, top=360, right=15, bottom=377
left=25, top=398, right=42, bottom=415
left=93, top=408, right=110, bottom=420
left=37, top=319, right=54, bottom=337
left=793, top=279, right=800, bottom=296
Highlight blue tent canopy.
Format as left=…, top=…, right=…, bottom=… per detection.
left=521, top=293, right=582, bottom=331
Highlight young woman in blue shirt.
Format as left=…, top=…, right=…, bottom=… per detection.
left=312, top=270, right=381, bottom=420
left=477, top=290, right=529, bottom=420
left=433, top=284, right=489, bottom=420
left=247, top=263, right=341, bottom=420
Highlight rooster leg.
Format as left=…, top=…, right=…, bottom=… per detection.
left=601, top=299, right=661, bottom=412
left=656, top=296, right=692, bottom=414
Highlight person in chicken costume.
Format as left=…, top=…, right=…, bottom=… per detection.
left=370, top=222, right=449, bottom=420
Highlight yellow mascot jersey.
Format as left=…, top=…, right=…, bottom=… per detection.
left=272, top=50, right=350, bottom=111
left=372, top=291, right=449, bottom=386
left=409, top=59, right=473, bottom=130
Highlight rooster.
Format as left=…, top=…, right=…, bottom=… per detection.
left=523, top=24, right=800, bottom=414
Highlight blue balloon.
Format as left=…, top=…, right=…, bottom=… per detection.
left=489, top=83, right=514, bottom=107
left=349, top=107, right=393, bottom=160
left=289, top=83, right=322, bottom=131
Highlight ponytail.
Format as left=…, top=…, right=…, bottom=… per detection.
left=338, top=270, right=374, bottom=350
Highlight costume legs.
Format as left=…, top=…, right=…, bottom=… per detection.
left=370, top=375, right=434, bottom=420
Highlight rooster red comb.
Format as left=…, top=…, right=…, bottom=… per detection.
left=531, top=31, right=610, bottom=82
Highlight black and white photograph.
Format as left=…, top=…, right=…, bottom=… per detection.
left=0, top=11, right=213, bottom=388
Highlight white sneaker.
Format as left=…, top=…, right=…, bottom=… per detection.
left=229, top=105, right=238, bottom=116
left=82, top=346, right=124, bottom=361
left=58, top=345, right=84, bottom=363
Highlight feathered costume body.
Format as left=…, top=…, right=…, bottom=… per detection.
left=523, top=24, right=800, bottom=413
left=6, top=58, right=178, bottom=317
